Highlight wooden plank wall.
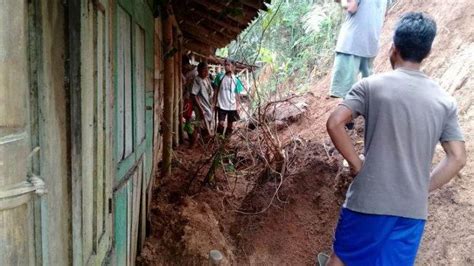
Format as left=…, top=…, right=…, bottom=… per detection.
left=0, top=1, right=34, bottom=265
left=0, top=1, right=163, bottom=265
left=35, top=0, right=71, bottom=264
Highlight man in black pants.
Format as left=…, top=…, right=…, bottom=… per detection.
left=213, top=59, right=244, bottom=138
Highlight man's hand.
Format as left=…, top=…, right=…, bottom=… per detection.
left=327, top=105, right=363, bottom=176
left=429, top=141, right=466, bottom=192
left=351, top=156, right=364, bottom=176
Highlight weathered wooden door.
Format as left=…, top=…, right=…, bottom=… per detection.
left=71, top=0, right=114, bottom=265
left=89, top=0, right=114, bottom=263
left=114, top=0, right=154, bottom=265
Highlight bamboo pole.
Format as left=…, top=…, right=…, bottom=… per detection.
left=162, top=11, right=174, bottom=177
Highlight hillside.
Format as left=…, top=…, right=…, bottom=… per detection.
left=139, top=0, right=474, bottom=264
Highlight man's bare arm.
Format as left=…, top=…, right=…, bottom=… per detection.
left=327, top=106, right=363, bottom=174
left=429, top=141, right=466, bottom=192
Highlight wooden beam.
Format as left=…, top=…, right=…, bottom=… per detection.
left=189, top=0, right=254, bottom=25
left=182, top=31, right=227, bottom=49
left=179, top=20, right=234, bottom=42
left=181, top=7, right=242, bottom=33
left=162, top=10, right=174, bottom=177
left=183, top=40, right=214, bottom=55
left=208, top=25, right=237, bottom=41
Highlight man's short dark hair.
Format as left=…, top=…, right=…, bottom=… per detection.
left=197, top=62, right=208, bottom=72
left=394, top=12, right=437, bottom=63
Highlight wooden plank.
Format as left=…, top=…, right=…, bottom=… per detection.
left=126, top=177, right=133, bottom=266
left=183, top=40, right=215, bottom=56
left=189, top=0, right=256, bottom=25
left=145, top=90, right=154, bottom=182
left=68, top=0, right=84, bottom=263
left=0, top=2, right=34, bottom=257
left=116, top=7, right=126, bottom=161
left=94, top=9, right=108, bottom=252
left=138, top=162, right=148, bottom=252
left=182, top=30, right=227, bottom=48
left=81, top=0, right=96, bottom=261
left=94, top=1, right=113, bottom=261
left=153, top=18, right=163, bottom=177
left=123, top=9, right=133, bottom=159
left=113, top=185, right=128, bottom=266
left=130, top=160, right=143, bottom=265
left=135, top=24, right=146, bottom=145
left=162, top=12, right=174, bottom=177
left=95, top=9, right=105, bottom=242
left=180, top=20, right=234, bottom=40
left=177, top=7, right=241, bottom=33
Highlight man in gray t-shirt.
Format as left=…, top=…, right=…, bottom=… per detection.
left=321, top=12, right=466, bottom=266
left=329, top=0, right=388, bottom=98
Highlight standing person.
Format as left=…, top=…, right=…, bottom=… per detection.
left=190, top=62, right=215, bottom=146
left=213, top=59, right=244, bottom=138
left=182, top=55, right=198, bottom=139
left=322, top=12, right=466, bottom=266
left=329, top=0, right=388, bottom=98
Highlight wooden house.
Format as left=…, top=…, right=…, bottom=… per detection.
left=0, top=0, right=267, bottom=265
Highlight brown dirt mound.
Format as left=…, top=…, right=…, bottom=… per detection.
left=230, top=141, right=347, bottom=265
left=138, top=136, right=356, bottom=265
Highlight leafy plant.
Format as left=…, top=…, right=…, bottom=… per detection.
left=217, top=0, right=342, bottom=109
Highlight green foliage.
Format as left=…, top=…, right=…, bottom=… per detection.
left=217, top=0, right=343, bottom=102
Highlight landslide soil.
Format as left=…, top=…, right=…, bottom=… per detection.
left=139, top=0, right=474, bottom=265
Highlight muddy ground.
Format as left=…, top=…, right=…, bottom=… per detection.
left=138, top=0, right=474, bottom=265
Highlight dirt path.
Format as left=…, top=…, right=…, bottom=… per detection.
left=139, top=0, right=473, bottom=265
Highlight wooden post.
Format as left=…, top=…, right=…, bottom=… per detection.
left=153, top=18, right=163, bottom=175
left=162, top=10, right=174, bottom=177
left=178, top=46, right=184, bottom=143
left=173, top=42, right=180, bottom=147
left=0, top=1, right=37, bottom=264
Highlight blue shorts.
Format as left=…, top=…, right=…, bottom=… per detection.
left=333, top=208, right=425, bottom=266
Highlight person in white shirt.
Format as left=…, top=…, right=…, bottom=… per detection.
left=213, top=59, right=244, bottom=138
